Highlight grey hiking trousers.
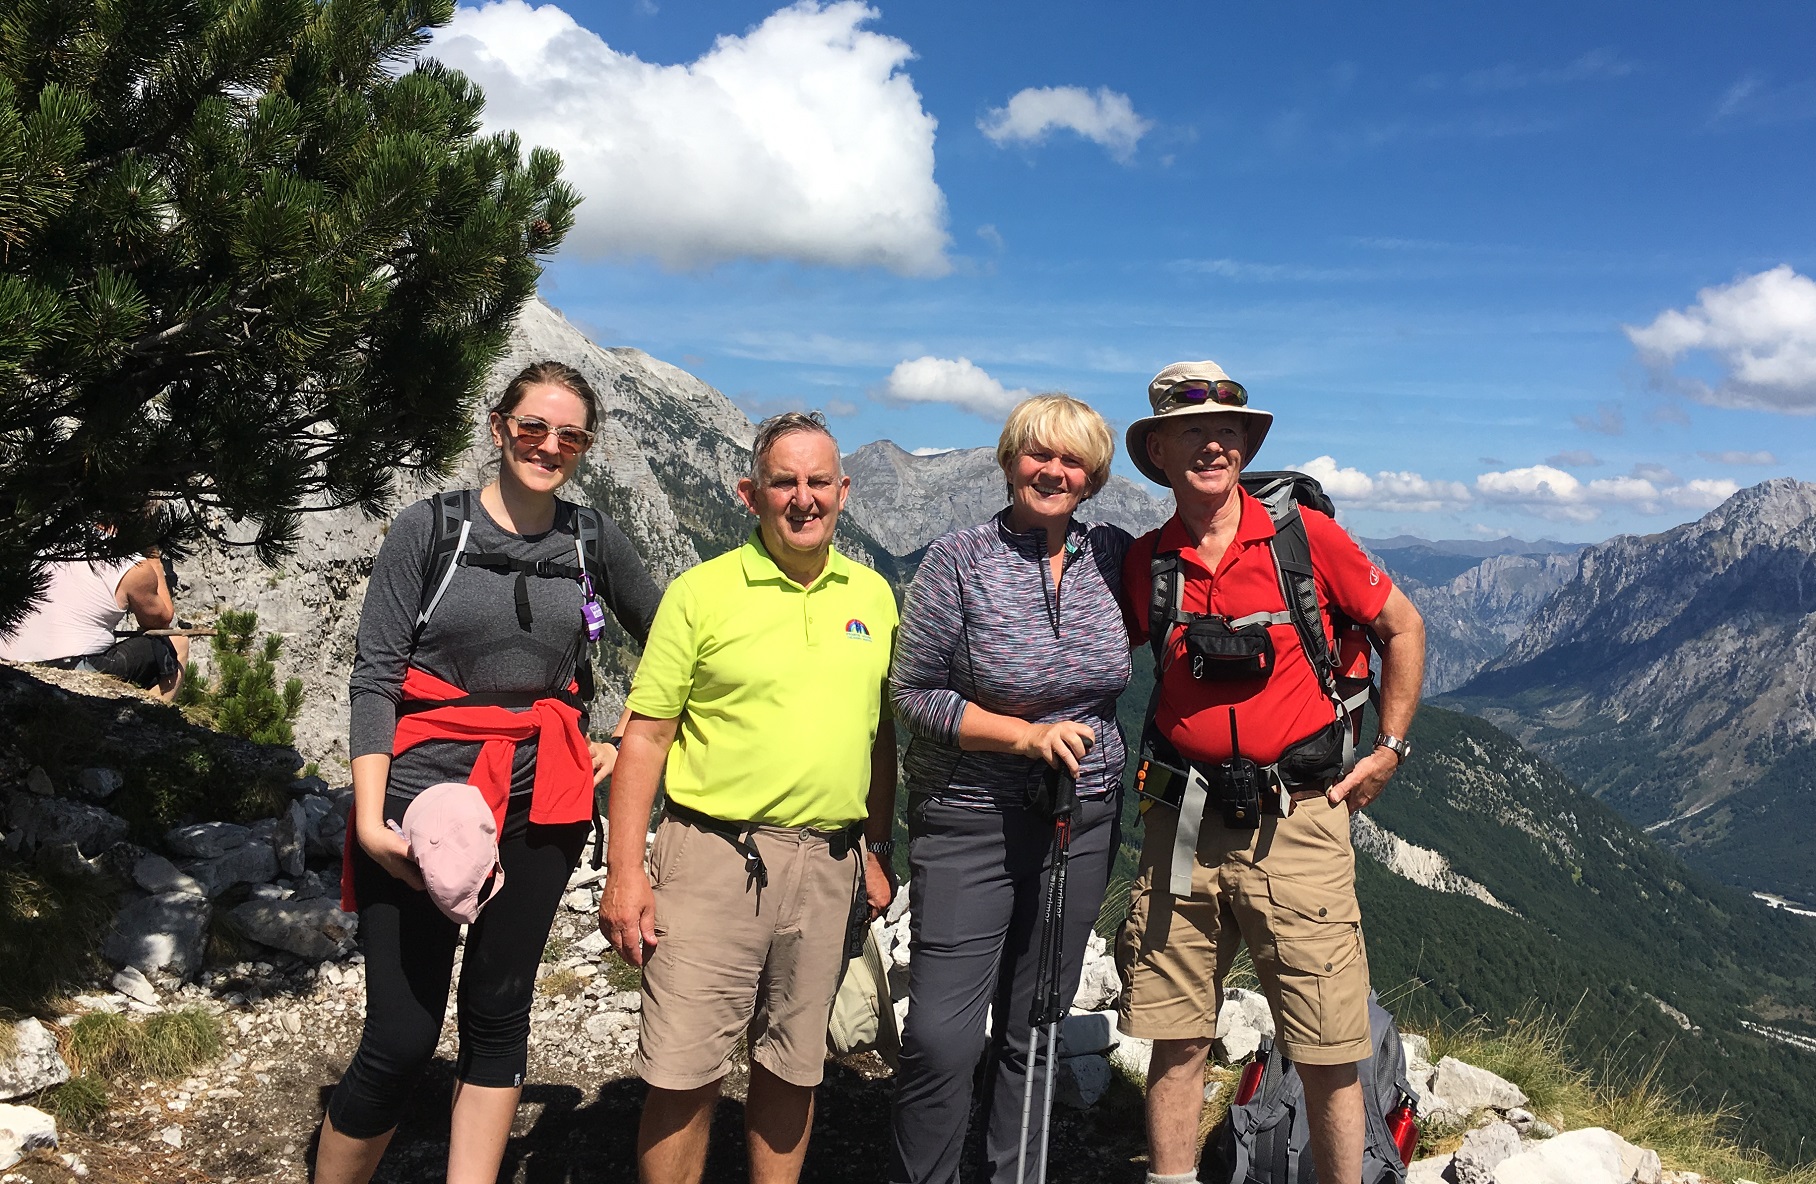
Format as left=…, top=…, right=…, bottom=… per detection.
left=888, top=792, right=1120, bottom=1184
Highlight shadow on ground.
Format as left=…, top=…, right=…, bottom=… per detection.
left=309, top=1056, right=1152, bottom=1183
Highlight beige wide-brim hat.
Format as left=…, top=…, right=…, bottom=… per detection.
left=1125, top=360, right=1274, bottom=486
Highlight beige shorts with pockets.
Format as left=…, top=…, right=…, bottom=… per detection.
left=1115, top=795, right=1372, bottom=1066
left=633, top=811, right=861, bottom=1090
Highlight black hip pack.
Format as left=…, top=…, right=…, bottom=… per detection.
left=1182, top=615, right=1276, bottom=681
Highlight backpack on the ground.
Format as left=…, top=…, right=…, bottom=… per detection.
left=1205, top=992, right=1418, bottom=1184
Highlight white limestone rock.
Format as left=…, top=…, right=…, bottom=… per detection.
left=0, top=1021, right=69, bottom=1102
left=132, top=852, right=205, bottom=897
left=1071, top=953, right=1121, bottom=1012
left=182, top=839, right=279, bottom=897
left=1108, top=1017, right=1152, bottom=1081
left=1214, top=987, right=1275, bottom=1064
left=1406, top=1154, right=1454, bottom=1184
left=0, top=1103, right=57, bottom=1169
left=164, top=821, right=250, bottom=859
left=229, top=898, right=358, bottom=961
left=73, top=768, right=123, bottom=801
left=110, top=966, right=159, bottom=1007
left=1492, top=1127, right=1659, bottom=1184
left=104, top=892, right=211, bottom=980
left=273, top=799, right=308, bottom=878
left=5, top=792, right=128, bottom=858
left=1451, top=1120, right=1521, bottom=1184
left=1430, top=1056, right=1527, bottom=1114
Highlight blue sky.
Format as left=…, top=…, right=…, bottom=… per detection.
left=427, top=0, right=1816, bottom=541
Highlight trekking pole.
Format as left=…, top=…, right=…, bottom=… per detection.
left=1016, top=761, right=1079, bottom=1184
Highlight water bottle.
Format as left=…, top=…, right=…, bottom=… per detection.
left=1387, top=1098, right=1418, bottom=1166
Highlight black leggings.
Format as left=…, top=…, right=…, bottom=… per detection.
left=326, top=793, right=589, bottom=1139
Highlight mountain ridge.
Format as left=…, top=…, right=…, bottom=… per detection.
left=1443, top=477, right=1816, bottom=898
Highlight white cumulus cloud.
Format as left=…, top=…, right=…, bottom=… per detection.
left=1626, top=265, right=1816, bottom=413
left=1289, top=457, right=1472, bottom=513
left=877, top=357, right=1032, bottom=419
left=1665, top=479, right=1740, bottom=510
left=1474, top=465, right=1735, bottom=520
left=978, top=85, right=1151, bottom=161
left=428, top=0, right=950, bottom=274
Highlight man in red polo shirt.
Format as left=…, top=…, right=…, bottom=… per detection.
left=1115, top=361, right=1426, bottom=1184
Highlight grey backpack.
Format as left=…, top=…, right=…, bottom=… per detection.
left=1206, top=993, right=1416, bottom=1184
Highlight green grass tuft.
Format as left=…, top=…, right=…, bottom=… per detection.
left=42, top=1074, right=109, bottom=1129
left=137, top=1008, right=223, bottom=1077
left=602, top=953, right=643, bottom=994
left=69, top=1007, right=222, bottom=1080
left=539, top=967, right=583, bottom=999
left=69, top=1012, right=140, bottom=1078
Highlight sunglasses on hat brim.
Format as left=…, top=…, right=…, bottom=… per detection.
left=1158, top=379, right=1248, bottom=413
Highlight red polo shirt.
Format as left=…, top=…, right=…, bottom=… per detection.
left=1123, top=488, right=1392, bottom=767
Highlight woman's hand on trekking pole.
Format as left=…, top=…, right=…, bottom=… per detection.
left=357, top=820, right=424, bottom=891
left=1015, top=721, right=1096, bottom=778
left=599, top=867, right=659, bottom=966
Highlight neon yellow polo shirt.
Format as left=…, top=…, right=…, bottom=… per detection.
left=626, top=531, right=898, bottom=830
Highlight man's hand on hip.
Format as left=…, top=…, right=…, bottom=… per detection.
left=862, top=849, right=895, bottom=921
left=599, top=865, right=658, bottom=966
left=1326, top=747, right=1400, bottom=812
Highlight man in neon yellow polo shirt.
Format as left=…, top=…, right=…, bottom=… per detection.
left=600, top=411, right=898, bottom=1184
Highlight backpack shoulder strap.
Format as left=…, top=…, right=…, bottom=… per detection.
left=414, top=489, right=475, bottom=643
left=1263, top=501, right=1336, bottom=699
left=1148, top=547, right=1188, bottom=675
left=570, top=502, right=609, bottom=591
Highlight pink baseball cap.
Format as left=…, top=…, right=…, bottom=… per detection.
left=398, top=783, right=504, bottom=924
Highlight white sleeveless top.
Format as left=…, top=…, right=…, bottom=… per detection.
left=0, top=557, right=142, bottom=662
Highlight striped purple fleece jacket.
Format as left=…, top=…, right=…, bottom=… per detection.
left=891, top=510, right=1134, bottom=810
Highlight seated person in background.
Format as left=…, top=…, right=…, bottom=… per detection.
left=0, top=550, right=188, bottom=701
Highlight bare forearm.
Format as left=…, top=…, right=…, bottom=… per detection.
left=606, top=716, right=677, bottom=872
left=955, top=702, right=1034, bottom=754
left=1374, top=623, right=1425, bottom=739
left=350, top=753, right=392, bottom=835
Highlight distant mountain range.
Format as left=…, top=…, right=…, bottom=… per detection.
left=1442, top=477, right=1816, bottom=902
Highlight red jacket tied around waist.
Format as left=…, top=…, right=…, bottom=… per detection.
left=340, top=667, right=592, bottom=911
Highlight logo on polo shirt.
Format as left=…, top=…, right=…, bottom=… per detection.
left=845, top=618, right=872, bottom=641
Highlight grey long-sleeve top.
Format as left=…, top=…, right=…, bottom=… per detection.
left=347, top=494, right=661, bottom=802
left=891, top=510, right=1133, bottom=810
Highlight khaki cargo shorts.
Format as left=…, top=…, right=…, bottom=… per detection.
left=633, top=812, right=862, bottom=1090
left=1115, top=794, right=1372, bottom=1065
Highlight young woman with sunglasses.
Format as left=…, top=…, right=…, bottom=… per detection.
left=314, top=361, right=661, bottom=1184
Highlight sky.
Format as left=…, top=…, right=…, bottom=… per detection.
left=423, top=0, right=1816, bottom=542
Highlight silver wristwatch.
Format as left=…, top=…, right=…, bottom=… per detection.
left=866, top=839, right=896, bottom=858
left=1374, top=733, right=1412, bottom=765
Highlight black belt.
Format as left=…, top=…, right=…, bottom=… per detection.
left=663, top=799, right=863, bottom=890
